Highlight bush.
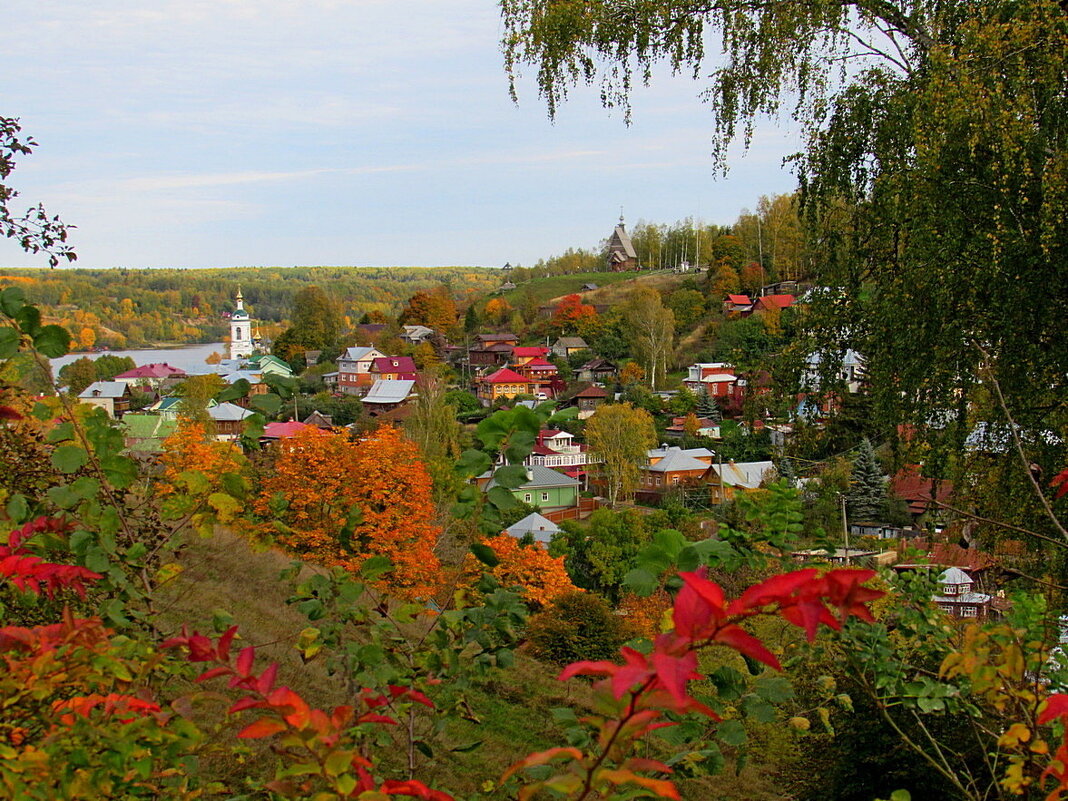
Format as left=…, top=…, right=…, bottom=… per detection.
left=526, top=591, right=633, bottom=666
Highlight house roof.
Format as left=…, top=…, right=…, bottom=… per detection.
left=513, top=346, right=549, bottom=358
left=522, top=357, right=556, bottom=368
left=505, top=512, right=560, bottom=544
left=756, top=294, right=796, bottom=310
left=647, top=449, right=713, bottom=473
left=302, top=410, right=334, bottom=427
left=580, top=358, right=615, bottom=371
left=890, top=467, right=954, bottom=514
left=554, top=337, right=588, bottom=349
left=122, top=414, right=178, bottom=448
left=263, top=421, right=314, bottom=439
left=362, top=379, right=416, bottom=404
left=476, top=332, right=518, bottom=343
left=939, top=567, right=973, bottom=585
left=574, top=385, right=609, bottom=398
left=726, top=294, right=752, bottom=305
left=114, top=363, right=187, bottom=380
left=402, top=324, right=434, bottom=338
left=483, top=367, right=530, bottom=384
left=485, top=464, right=580, bottom=491
left=208, top=402, right=254, bottom=422
left=372, top=356, right=417, bottom=373
left=698, top=373, right=738, bottom=384
left=79, top=381, right=129, bottom=399
left=541, top=429, right=571, bottom=439
left=717, top=460, right=776, bottom=489
left=649, top=446, right=714, bottom=460
left=341, top=346, right=382, bottom=362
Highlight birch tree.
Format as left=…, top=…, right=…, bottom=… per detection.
left=622, top=287, right=673, bottom=391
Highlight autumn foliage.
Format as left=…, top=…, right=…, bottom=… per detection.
left=158, top=420, right=247, bottom=496
left=461, top=533, right=576, bottom=609
left=254, top=426, right=442, bottom=599
left=551, top=294, right=596, bottom=332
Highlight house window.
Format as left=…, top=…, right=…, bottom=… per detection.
left=961, top=606, right=978, bottom=617
left=524, top=493, right=532, bottom=503
left=655, top=476, right=662, bottom=486
left=943, top=585, right=957, bottom=595
left=672, top=476, right=680, bottom=485
left=541, top=492, right=549, bottom=502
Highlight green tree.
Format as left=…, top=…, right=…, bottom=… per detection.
left=585, top=403, right=657, bottom=506
left=92, top=354, right=135, bottom=381
left=846, top=438, right=887, bottom=524
left=274, top=285, right=341, bottom=360
left=173, top=373, right=225, bottom=429
left=622, top=287, right=673, bottom=391
left=58, top=357, right=98, bottom=394
left=500, top=0, right=1068, bottom=527
left=696, top=387, right=721, bottom=422
left=403, top=374, right=463, bottom=505
left=463, top=303, right=480, bottom=334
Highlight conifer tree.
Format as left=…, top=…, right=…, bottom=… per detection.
left=463, top=304, right=480, bottom=334
left=846, top=438, right=886, bottom=523
left=696, top=387, right=721, bottom=422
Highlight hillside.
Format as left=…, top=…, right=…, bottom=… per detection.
left=157, top=528, right=789, bottom=800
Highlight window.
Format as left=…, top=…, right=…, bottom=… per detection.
left=524, top=493, right=532, bottom=503
left=961, top=606, right=978, bottom=617
left=541, top=492, right=549, bottom=502
left=655, top=476, right=662, bottom=486
left=672, top=476, right=680, bottom=484
left=943, top=585, right=957, bottom=595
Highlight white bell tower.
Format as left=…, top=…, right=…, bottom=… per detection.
left=229, top=287, right=253, bottom=360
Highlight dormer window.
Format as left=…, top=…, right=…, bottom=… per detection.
left=943, top=584, right=957, bottom=595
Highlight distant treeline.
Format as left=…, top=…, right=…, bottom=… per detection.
left=509, top=193, right=813, bottom=285
left=0, top=266, right=500, bottom=350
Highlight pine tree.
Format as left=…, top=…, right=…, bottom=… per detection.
left=846, top=438, right=886, bottom=523
left=696, top=388, right=721, bottom=422
left=778, top=457, right=797, bottom=488
left=464, top=304, right=480, bottom=334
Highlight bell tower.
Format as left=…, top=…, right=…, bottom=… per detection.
left=229, top=287, right=253, bottom=360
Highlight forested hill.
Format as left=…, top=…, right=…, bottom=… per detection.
left=0, top=266, right=500, bottom=349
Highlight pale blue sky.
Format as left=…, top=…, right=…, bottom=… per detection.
left=1, top=1, right=801, bottom=270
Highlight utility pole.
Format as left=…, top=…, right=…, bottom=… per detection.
left=841, top=493, right=850, bottom=564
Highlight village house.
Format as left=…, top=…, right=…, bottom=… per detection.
left=476, top=367, right=536, bottom=406
left=336, top=346, right=386, bottom=395
left=370, top=356, right=418, bottom=382
left=468, top=342, right=514, bottom=367
left=476, top=332, right=519, bottom=348
left=552, top=337, right=589, bottom=358
left=302, top=410, right=334, bottom=429
left=683, top=363, right=740, bottom=399
left=640, top=446, right=716, bottom=490
left=505, top=512, right=560, bottom=544
left=511, top=346, right=550, bottom=365
left=723, top=294, right=754, bottom=315
left=400, top=325, right=435, bottom=345
left=932, top=568, right=994, bottom=619
left=515, top=357, right=558, bottom=390
left=750, top=294, right=796, bottom=315
left=560, top=383, right=609, bottom=419
left=577, top=358, right=617, bottom=384
left=665, top=416, right=721, bottom=439
left=113, top=363, right=187, bottom=391
left=483, top=465, right=580, bottom=520
left=208, top=402, right=254, bottom=442
left=526, top=429, right=599, bottom=476
left=891, top=466, right=953, bottom=528
left=803, top=349, right=866, bottom=393
left=78, top=381, right=132, bottom=419
left=361, top=379, right=417, bottom=415
left=707, top=459, right=777, bottom=504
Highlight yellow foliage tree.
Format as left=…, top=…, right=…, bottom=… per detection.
left=462, top=533, right=576, bottom=609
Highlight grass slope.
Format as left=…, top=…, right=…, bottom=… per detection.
left=158, top=529, right=789, bottom=799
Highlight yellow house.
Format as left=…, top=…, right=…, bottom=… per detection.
left=477, top=367, right=535, bottom=406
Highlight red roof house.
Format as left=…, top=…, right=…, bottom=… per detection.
left=752, top=294, right=796, bottom=313
left=370, top=356, right=418, bottom=381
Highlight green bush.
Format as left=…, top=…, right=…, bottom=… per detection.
left=526, top=591, right=633, bottom=666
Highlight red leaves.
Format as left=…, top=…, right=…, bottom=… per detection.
left=237, top=717, right=288, bottom=739
left=534, top=567, right=885, bottom=801
left=1052, top=469, right=1068, bottom=499
left=1039, top=694, right=1068, bottom=725
left=52, top=692, right=162, bottom=726
left=0, top=516, right=102, bottom=598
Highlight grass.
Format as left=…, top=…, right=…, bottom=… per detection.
left=155, top=528, right=792, bottom=799
left=495, top=271, right=643, bottom=307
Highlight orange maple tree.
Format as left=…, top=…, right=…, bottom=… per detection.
left=462, top=534, right=576, bottom=609
left=254, top=425, right=442, bottom=599
left=551, top=294, right=596, bottom=332
left=158, top=420, right=247, bottom=496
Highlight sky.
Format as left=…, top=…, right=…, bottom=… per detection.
left=1, top=0, right=802, bottom=270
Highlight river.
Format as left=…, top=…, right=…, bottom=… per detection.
left=50, top=342, right=227, bottom=375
